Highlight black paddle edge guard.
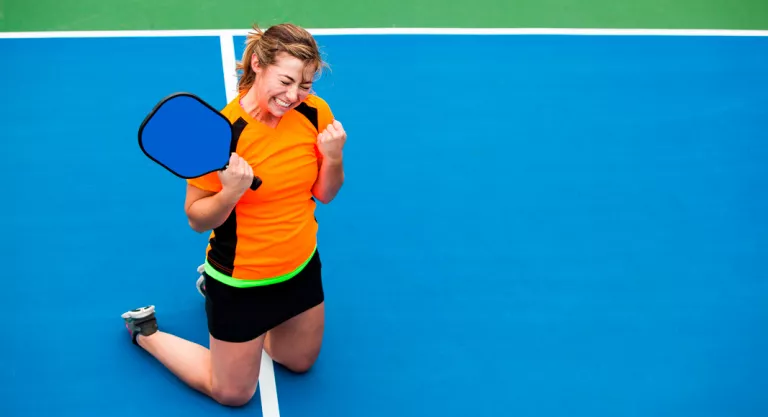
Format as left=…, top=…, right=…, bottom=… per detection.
left=137, top=92, right=263, bottom=191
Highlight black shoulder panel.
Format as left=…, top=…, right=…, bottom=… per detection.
left=295, top=102, right=319, bottom=131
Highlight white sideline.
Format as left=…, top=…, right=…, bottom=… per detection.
left=2, top=27, right=768, bottom=39
left=219, top=35, right=238, bottom=104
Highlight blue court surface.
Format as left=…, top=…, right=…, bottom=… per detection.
left=2, top=32, right=768, bottom=417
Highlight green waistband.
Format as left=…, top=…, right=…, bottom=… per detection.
left=204, top=245, right=316, bottom=288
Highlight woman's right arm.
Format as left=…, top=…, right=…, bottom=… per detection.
left=184, top=153, right=254, bottom=233
left=184, top=185, right=241, bottom=232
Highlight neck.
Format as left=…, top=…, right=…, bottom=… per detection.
left=240, top=88, right=279, bottom=128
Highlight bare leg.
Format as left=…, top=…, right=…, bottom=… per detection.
left=137, top=331, right=214, bottom=396
left=209, top=334, right=265, bottom=406
left=265, top=302, right=325, bottom=373
left=123, top=305, right=265, bottom=407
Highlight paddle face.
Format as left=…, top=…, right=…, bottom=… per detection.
left=138, top=93, right=262, bottom=190
left=139, top=93, right=233, bottom=179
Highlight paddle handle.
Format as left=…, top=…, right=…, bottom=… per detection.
left=250, top=176, right=263, bottom=190
left=220, top=160, right=262, bottom=191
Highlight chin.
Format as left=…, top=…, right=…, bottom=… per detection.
left=272, top=104, right=296, bottom=116
left=270, top=106, right=289, bottom=117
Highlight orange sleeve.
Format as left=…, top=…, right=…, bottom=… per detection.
left=187, top=170, right=223, bottom=193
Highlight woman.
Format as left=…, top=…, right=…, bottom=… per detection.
left=121, top=23, right=345, bottom=407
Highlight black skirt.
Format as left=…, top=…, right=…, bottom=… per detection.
left=203, top=249, right=324, bottom=343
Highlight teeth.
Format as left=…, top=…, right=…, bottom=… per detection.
left=275, top=98, right=291, bottom=108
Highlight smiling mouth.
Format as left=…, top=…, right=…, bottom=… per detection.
left=274, top=98, right=293, bottom=108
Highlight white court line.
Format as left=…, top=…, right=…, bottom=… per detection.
left=1, top=27, right=768, bottom=39
left=218, top=34, right=280, bottom=417
left=258, top=350, right=280, bottom=417
left=219, top=35, right=238, bottom=102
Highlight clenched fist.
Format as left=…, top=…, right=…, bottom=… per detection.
left=317, top=120, right=346, bottom=163
left=218, top=153, right=254, bottom=198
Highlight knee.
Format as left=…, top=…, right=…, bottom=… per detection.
left=211, top=385, right=256, bottom=407
left=265, top=343, right=320, bottom=374
left=284, top=353, right=319, bottom=374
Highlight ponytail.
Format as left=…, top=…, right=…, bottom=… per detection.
left=236, top=25, right=263, bottom=93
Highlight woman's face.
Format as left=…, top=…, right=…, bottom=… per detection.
left=252, top=52, right=315, bottom=118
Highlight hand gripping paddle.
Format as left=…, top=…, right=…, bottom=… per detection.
left=138, top=92, right=262, bottom=190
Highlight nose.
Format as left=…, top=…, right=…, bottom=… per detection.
left=286, top=85, right=298, bottom=101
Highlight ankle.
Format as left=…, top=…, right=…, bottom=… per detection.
left=136, top=331, right=156, bottom=347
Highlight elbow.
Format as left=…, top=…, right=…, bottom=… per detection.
left=313, top=187, right=342, bottom=204
left=312, top=191, right=331, bottom=204
left=187, top=217, right=208, bottom=233
left=312, top=175, right=344, bottom=204
left=188, top=220, right=204, bottom=233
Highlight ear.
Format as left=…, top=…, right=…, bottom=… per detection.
left=250, top=54, right=261, bottom=73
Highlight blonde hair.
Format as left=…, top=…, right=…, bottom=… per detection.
left=236, top=23, right=327, bottom=93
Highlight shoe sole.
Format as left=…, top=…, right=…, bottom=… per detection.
left=121, top=305, right=155, bottom=320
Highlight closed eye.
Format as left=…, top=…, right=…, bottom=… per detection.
left=280, top=79, right=311, bottom=90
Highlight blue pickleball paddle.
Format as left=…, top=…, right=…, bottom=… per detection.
left=138, top=92, right=262, bottom=190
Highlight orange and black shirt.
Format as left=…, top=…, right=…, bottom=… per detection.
left=187, top=94, right=334, bottom=287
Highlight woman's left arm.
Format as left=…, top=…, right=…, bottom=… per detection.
left=312, top=120, right=346, bottom=204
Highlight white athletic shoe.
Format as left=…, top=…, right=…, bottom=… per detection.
left=196, top=264, right=206, bottom=298
left=121, top=305, right=158, bottom=345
